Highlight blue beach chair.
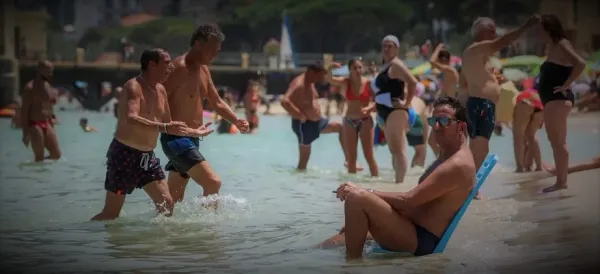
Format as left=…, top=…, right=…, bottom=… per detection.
left=370, top=153, right=499, bottom=254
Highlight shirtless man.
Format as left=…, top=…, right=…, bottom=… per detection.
left=91, top=48, right=206, bottom=221
left=281, top=63, right=347, bottom=170
left=318, top=96, right=476, bottom=259
left=428, top=43, right=459, bottom=156
left=161, top=24, right=249, bottom=204
left=20, top=60, right=61, bottom=162
left=462, top=15, right=540, bottom=198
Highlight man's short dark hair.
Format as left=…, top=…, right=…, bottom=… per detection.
left=140, top=48, right=164, bottom=71
left=433, top=96, right=468, bottom=125
left=307, top=61, right=325, bottom=72
left=437, top=50, right=451, bottom=61
left=189, top=24, right=225, bottom=47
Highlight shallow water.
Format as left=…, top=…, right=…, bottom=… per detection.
left=1, top=108, right=599, bottom=273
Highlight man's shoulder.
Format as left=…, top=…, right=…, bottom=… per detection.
left=448, top=150, right=477, bottom=180
left=124, top=78, right=141, bottom=91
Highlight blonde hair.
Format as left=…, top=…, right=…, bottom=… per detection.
left=471, top=17, right=495, bottom=37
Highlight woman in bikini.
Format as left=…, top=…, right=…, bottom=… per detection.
left=326, top=58, right=379, bottom=176
left=244, top=80, right=261, bottom=133
left=536, top=15, right=586, bottom=192
left=513, top=89, right=544, bottom=172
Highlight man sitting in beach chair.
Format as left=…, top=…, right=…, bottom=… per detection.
left=319, top=96, right=476, bottom=259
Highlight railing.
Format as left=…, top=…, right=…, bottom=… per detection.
left=26, top=50, right=429, bottom=70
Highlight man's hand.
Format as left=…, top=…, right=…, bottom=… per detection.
left=184, top=122, right=214, bottom=137
left=525, top=14, right=541, bottom=28
left=166, top=121, right=188, bottom=136
left=235, top=118, right=250, bottom=134
left=22, top=132, right=30, bottom=147
left=336, top=181, right=363, bottom=201
left=328, top=62, right=342, bottom=70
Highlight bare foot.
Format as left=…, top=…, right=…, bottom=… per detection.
left=542, top=163, right=557, bottom=176
left=344, top=162, right=364, bottom=171
left=542, top=183, right=568, bottom=193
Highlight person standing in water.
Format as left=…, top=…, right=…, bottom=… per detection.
left=281, top=62, right=349, bottom=170
left=406, top=96, right=430, bottom=168
left=372, top=35, right=418, bottom=183
left=244, top=80, right=261, bottom=133
left=319, top=96, right=476, bottom=259
left=326, top=58, right=378, bottom=176
left=428, top=43, right=459, bottom=157
left=513, top=89, right=544, bottom=172
left=161, top=25, right=250, bottom=204
left=20, top=60, right=61, bottom=162
left=536, top=15, right=586, bottom=192
left=462, top=15, right=540, bottom=198
left=91, top=49, right=204, bottom=221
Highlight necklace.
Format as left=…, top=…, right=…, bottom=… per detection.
left=138, top=74, right=157, bottom=93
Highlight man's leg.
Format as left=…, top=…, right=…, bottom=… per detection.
left=319, top=189, right=418, bottom=259
left=28, top=126, right=45, bottom=162
left=186, top=161, right=222, bottom=197
left=297, top=144, right=311, bottom=170
left=143, top=179, right=175, bottom=216
left=167, top=171, right=190, bottom=203
left=42, top=125, right=61, bottom=160
left=91, top=191, right=126, bottom=221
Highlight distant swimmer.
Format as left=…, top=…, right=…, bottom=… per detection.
left=318, top=96, right=476, bottom=259
left=91, top=48, right=199, bottom=221
left=79, top=117, right=98, bottom=132
left=536, top=15, right=586, bottom=193
left=161, top=24, right=249, bottom=205
left=244, top=80, right=261, bottom=133
left=462, top=15, right=540, bottom=198
left=20, top=60, right=62, bottom=162
left=281, top=62, right=348, bottom=170
left=406, top=97, right=429, bottom=168
left=326, top=58, right=378, bottom=176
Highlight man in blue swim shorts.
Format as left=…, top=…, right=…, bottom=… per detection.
left=318, top=96, right=476, bottom=259
left=462, top=15, right=539, bottom=198
left=281, top=62, right=349, bottom=170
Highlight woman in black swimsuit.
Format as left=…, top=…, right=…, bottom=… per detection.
left=372, top=35, right=418, bottom=183
left=536, top=15, right=586, bottom=193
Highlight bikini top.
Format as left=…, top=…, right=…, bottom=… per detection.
left=538, top=62, right=573, bottom=93
left=372, top=65, right=405, bottom=100
left=345, top=79, right=371, bottom=102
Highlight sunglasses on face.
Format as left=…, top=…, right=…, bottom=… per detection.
left=427, top=116, right=459, bottom=127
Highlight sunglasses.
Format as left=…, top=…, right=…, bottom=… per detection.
left=427, top=116, right=459, bottom=127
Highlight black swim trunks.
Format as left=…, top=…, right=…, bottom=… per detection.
left=291, top=118, right=329, bottom=146
left=104, top=138, right=165, bottom=195
left=466, top=96, right=496, bottom=140
left=160, top=133, right=206, bottom=178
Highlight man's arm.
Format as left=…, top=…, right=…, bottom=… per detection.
left=161, top=61, right=185, bottom=100
left=391, top=59, right=418, bottom=104
left=20, top=86, right=31, bottom=136
left=280, top=77, right=304, bottom=117
left=373, top=159, right=474, bottom=212
left=429, top=44, right=453, bottom=72
left=326, top=64, right=347, bottom=87
left=470, top=16, right=538, bottom=56
left=204, top=67, right=239, bottom=123
left=158, top=84, right=173, bottom=124
left=124, top=81, right=168, bottom=132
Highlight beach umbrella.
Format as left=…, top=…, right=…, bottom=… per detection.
left=502, top=68, right=529, bottom=82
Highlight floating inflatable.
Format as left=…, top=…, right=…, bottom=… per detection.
left=0, top=108, right=15, bottom=118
